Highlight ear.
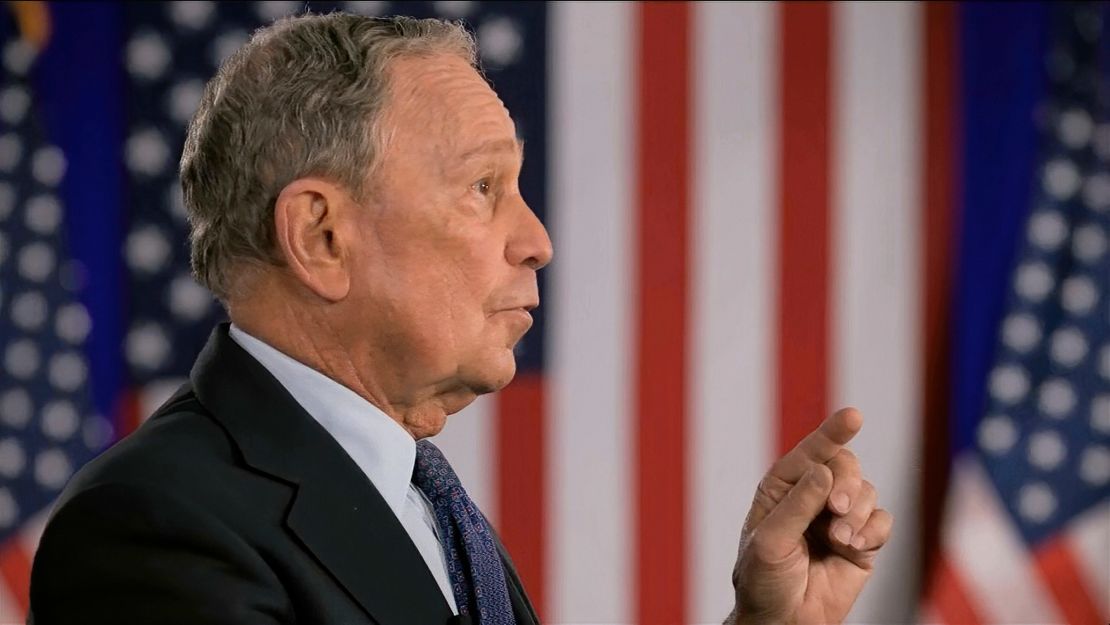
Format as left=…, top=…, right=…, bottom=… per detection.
left=272, top=178, right=353, bottom=302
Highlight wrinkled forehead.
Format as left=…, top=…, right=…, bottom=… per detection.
left=383, top=54, right=517, bottom=158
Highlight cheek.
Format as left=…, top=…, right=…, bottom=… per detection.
left=358, top=207, right=507, bottom=347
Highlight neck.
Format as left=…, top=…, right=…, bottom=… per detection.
left=227, top=279, right=461, bottom=439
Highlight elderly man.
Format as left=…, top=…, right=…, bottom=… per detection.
left=29, top=13, right=892, bottom=625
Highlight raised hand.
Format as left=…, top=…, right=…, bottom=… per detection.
left=728, top=408, right=893, bottom=625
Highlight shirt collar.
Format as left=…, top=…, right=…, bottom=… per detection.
left=228, top=324, right=416, bottom=520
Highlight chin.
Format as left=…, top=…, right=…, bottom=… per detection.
left=407, top=411, right=449, bottom=440
left=461, top=347, right=518, bottom=395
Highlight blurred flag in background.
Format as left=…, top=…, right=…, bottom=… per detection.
left=0, top=2, right=1106, bottom=624
left=922, top=5, right=1110, bottom=625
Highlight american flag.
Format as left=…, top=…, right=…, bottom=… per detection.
left=0, top=6, right=113, bottom=621
left=921, top=4, right=1110, bottom=625
left=0, top=2, right=1107, bottom=624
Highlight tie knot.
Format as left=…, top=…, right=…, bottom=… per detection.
left=413, top=440, right=462, bottom=503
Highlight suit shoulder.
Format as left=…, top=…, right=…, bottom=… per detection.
left=56, top=383, right=260, bottom=512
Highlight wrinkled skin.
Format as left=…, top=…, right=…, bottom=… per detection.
left=231, top=53, right=551, bottom=439
left=229, top=53, right=891, bottom=625
left=729, top=408, right=894, bottom=625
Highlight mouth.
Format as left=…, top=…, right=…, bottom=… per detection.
left=496, top=307, right=534, bottom=328
left=493, top=300, right=538, bottom=314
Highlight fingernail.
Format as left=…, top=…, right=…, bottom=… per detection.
left=832, top=493, right=851, bottom=513
left=834, top=523, right=852, bottom=545
left=851, top=535, right=866, bottom=550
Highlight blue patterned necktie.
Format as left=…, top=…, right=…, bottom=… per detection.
left=413, top=440, right=518, bottom=625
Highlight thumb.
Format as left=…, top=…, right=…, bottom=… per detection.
left=751, top=464, right=833, bottom=562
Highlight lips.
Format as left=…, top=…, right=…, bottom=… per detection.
left=497, top=307, right=534, bottom=327
left=495, top=301, right=538, bottom=314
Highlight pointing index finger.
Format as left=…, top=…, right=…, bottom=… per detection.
left=769, top=407, right=863, bottom=484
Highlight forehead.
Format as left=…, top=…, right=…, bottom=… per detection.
left=385, top=54, right=517, bottom=154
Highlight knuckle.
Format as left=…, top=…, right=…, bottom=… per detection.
left=875, top=507, right=894, bottom=527
left=755, top=474, right=791, bottom=506
left=747, top=528, right=776, bottom=562
left=810, top=463, right=834, bottom=487
left=747, top=527, right=799, bottom=565
left=860, top=480, right=878, bottom=501
left=834, top=447, right=857, bottom=464
left=863, top=510, right=894, bottom=543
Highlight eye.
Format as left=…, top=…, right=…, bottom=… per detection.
left=472, top=178, right=492, bottom=196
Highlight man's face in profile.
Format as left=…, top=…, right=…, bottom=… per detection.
left=337, top=53, right=552, bottom=414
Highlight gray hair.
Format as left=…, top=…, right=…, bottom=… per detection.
left=180, top=13, right=477, bottom=301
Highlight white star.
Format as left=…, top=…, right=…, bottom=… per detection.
left=1028, top=209, right=1068, bottom=251
left=254, top=1, right=302, bottom=22
left=1083, top=173, right=1110, bottom=212
left=1093, top=395, right=1110, bottom=434
left=434, top=1, right=473, bottom=17
left=56, top=302, right=92, bottom=345
left=1043, top=158, right=1081, bottom=200
left=1100, top=343, right=1110, bottom=380
left=32, top=146, right=66, bottom=187
left=10, top=290, right=47, bottom=331
left=126, top=224, right=172, bottom=274
left=3, top=40, right=35, bottom=76
left=167, top=79, right=206, bottom=124
left=167, top=180, right=188, bottom=222
left=1027, top=430, right=1066, bottom=471
left=169, top=1, right=215, bottom=30
left=344, top=1, right=387, bottom=15
left=1057, top=108, right=1094, bottom=149
left=0, top=438, right=26, bottom=479
left=0, top=181, right=15, bottom=220
left=0, top=388, right=32, bottom=428
left=0, top=488, right=18, bottom=529
left=0, top=133, right=24, bottom=172
left=34, top=449, right=72, bottom=491
left=4, top=339, right=40, bottom=380
left=127, top=32, right=171, bottom=80
left=1038, top=377, right=1076, bottom=419
left=1094, top=124, right=1110, bottom=161
left=1015, top=261, right=1055, bottom=303
left=210, top=30, right=249, bottom=67
left=990, top=364, right=1030, bottom=405
left=1017, top=482, right=1056, bottom=523
left=1072, top=223, right=1107, bottom=263
left=1061, top=275, right=1098, bottom=316
left=979, top=414, right=1018, bottom=455
left=478, top=17, right=524, bottom=67
left=127, top=322, right=171, bottom=371
left=1049, top=326, right=1088, bottom=368
left=48, top=352, right=87, bottom=392
left=169, top=273, right=214, bottom=321
left=1002, top=313, right=1041, bottom=353
left=42, top=400, right=79, bottom=442
left=18, top=242, right=55, bottom=282
left=0, top=86, right=30, bottom=125
left=126, top=128, right=170, bottom=176
left=1079, top=446, right=1110, bottom=487
left=25, top=194, right=61, bottom=235
left=82, top=414, right=114, bottom=451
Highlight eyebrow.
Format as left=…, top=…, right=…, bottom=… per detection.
left=458, top=137, right=526, bottom=163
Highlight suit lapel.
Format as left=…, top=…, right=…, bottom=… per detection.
left=191, top=325, right=455, bottom=625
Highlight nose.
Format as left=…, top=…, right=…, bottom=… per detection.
left=507, top=198, right=553, bottom=271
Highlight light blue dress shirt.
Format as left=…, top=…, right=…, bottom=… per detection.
left=229, top=325, right=458, bottom=614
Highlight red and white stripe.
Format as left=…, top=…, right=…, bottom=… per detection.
left=439, top=2, right=930, bottom=622
left=922, top=457, right=1109, bottom=625
left=0, top=510, right=46, bottom=622
left=8, top=4, right=1105, bottom=624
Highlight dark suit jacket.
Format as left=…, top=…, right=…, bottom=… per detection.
left=29, top=324, right=539, bottom=625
